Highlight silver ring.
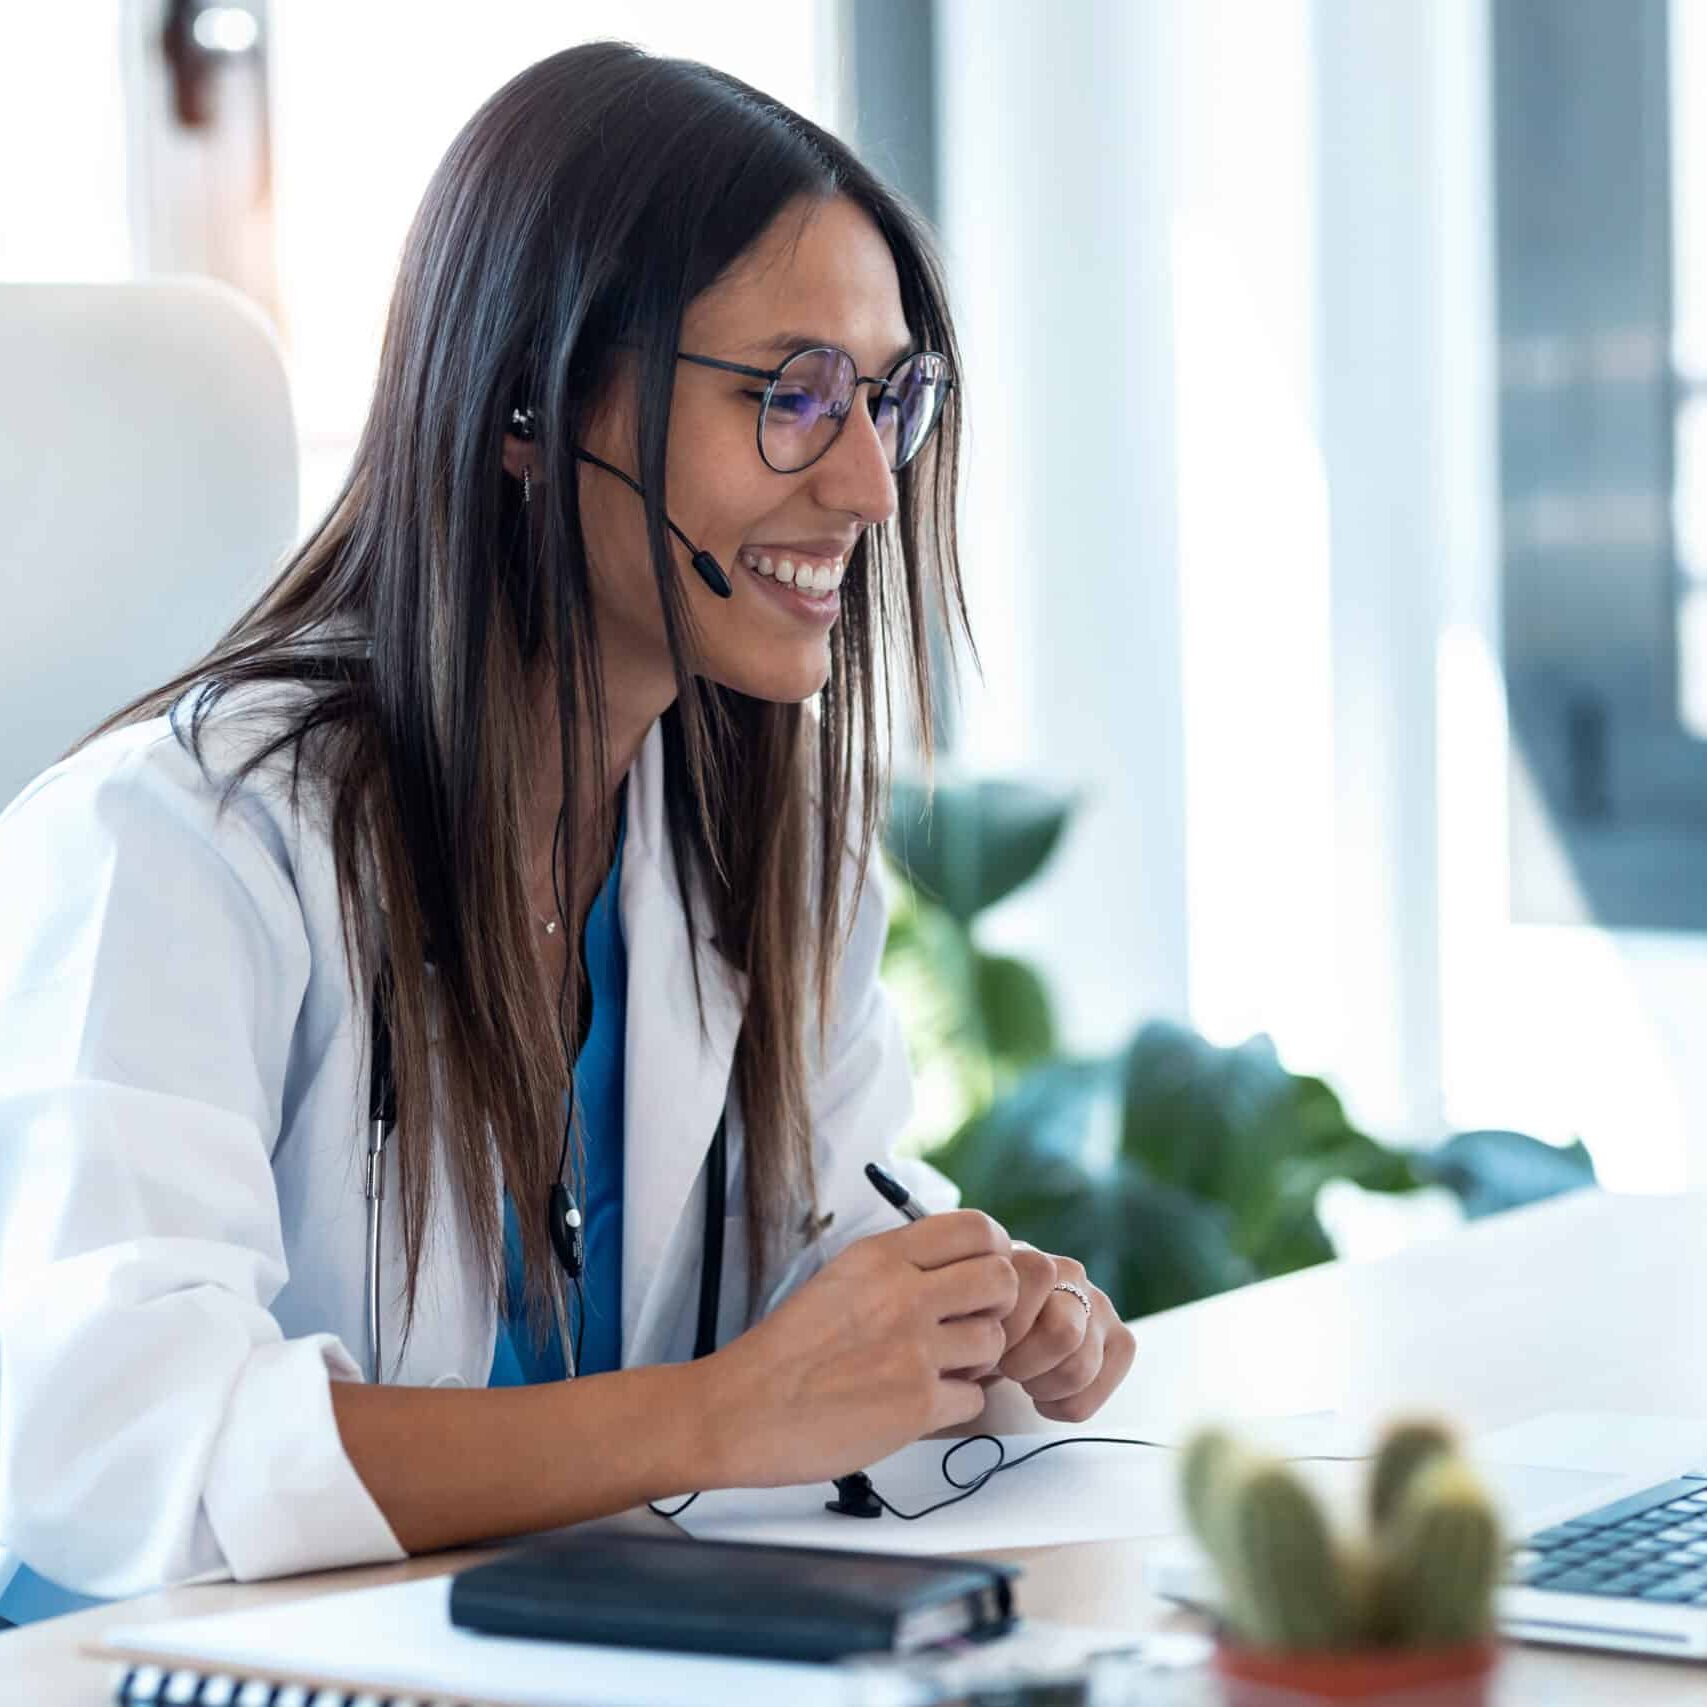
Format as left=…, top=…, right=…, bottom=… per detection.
left=1051, top=1280, right=1092, bottom=1320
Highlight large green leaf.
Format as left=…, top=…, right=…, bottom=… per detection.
left=1414, top=1129, right=1597, bottom=1220
left=1105, top=1171, right=1259, bottom=1317
left=884, top=777, right=1078, bottom=924
left=1117, top=1022, right=1419, bottom=1275
left=973, top=950, right=1057, bottom=1070
left=1119, top=1022, right=1299, bottom=1202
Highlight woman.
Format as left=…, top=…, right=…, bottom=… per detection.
left=0, top=42, right=1135, bottom=1619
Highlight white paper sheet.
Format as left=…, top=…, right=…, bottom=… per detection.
left=671, top=1414, right=1362, bottom=1554
left=1473, top=1411, right=1707, bottom=1478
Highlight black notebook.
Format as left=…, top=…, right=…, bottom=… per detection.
left=449, top=1530, right=1020, bottom=1664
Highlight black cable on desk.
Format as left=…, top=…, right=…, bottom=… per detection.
left=652, top=1433, right=1370, bottom=1525
left=863, top=1433, right=1369, bottom=1520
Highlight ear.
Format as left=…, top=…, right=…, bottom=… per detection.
left=501, top=433, right=538, bottom=484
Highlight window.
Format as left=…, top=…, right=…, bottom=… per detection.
left=1495, top=0, right=1707, bottom=929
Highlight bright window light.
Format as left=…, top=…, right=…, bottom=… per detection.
left=192, top=6, right=261, bottom=54
left=0, top=0, right=131, bottom=280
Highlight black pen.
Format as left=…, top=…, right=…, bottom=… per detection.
left=865, top=1160, right=928, bottom=1223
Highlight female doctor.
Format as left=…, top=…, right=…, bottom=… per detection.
left=0, top=42, right=1134, bottom=1620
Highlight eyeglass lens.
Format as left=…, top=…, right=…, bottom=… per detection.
left=762, top=348, right=949, bottom=473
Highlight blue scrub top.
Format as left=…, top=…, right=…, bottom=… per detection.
left=0, top=798, right=630, bottom=1628
left=489, top=795, right=628, bottom=1384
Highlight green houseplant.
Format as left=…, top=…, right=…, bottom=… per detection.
left=881, top=776, right=1597, bottom=1320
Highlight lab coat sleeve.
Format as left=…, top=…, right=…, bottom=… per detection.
left=793, top=849, right=961, bottom=1280
left=0, top=737, right=404, bottom=1596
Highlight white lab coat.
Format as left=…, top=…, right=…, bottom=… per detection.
left=0, top=689, right=956, bottom=1600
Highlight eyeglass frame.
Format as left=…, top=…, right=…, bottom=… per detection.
left=675, top=345, right=953, bottom=475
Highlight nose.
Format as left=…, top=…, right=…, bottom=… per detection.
left=808, top=390, right=899, bottom=528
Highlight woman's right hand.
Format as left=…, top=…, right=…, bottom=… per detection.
left=698, top=1209, right=1019, bottom=1489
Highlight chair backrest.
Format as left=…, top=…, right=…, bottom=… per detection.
left=0, top=277, right=299, bottom=809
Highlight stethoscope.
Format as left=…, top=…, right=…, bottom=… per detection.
left=363, top=964, right=728, bottom=1385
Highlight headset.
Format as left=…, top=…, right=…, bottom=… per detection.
left=363, top=965, right=728, bottom=1385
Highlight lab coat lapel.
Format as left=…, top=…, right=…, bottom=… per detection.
left=619, top=718, right=747, bottom=1364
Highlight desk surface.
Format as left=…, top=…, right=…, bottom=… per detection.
left=11, top=1189, right=1707, bottom=1704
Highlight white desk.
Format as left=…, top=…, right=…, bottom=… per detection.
left=11, top=1189, right=1707, bottom=1703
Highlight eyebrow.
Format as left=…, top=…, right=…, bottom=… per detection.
left=737, top=332, right=917, bottom=371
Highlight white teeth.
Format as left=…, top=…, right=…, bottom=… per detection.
left=739, top=549, right=846, bottom=597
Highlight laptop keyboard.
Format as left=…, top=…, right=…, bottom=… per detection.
left=1512, top=1476, right=1707, bottom=1603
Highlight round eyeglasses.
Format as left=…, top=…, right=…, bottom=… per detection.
left=677, top=345, right=953, bottom=475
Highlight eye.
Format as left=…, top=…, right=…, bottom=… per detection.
left=762, top=388, right=820, bottom=422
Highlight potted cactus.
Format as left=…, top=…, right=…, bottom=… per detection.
left=1182, top=1420, right=1504, bottom=1704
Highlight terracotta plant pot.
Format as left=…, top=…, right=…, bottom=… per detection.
left=1213, top=1638, right=1499, bottom=1706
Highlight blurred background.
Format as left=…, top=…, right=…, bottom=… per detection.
left=5, top=0, right=1703, bottom=1310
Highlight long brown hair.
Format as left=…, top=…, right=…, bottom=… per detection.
left=75, top=41, right=972, bottom=1345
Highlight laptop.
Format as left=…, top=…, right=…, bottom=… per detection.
left=1498, top=1468, right=1707, bottom=1656
left=1147, top=1414, right=1707, bottom=1660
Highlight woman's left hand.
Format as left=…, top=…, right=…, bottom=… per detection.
left=980, top=1243, right=1136, bottom=1422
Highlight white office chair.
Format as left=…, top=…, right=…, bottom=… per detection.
left=0, top=277, right=299, bottom=812
left=0, top=279, right=297, bottom=1622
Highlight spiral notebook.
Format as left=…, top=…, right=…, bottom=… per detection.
left=90, top=1571, right=1135, bottom=1706
left=91, top=1574, right=855, bottom=1706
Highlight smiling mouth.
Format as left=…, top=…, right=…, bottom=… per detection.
left=737, top=547, right=845, bottom=599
